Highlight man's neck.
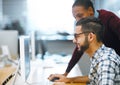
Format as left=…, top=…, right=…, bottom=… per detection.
left=86, top=42, right=103, bottom=57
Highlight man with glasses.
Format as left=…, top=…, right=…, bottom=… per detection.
left=49, top=17, right=120, bottom=85
left=48, top=0, right=120, bottom=79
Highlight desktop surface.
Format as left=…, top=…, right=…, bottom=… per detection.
left=0, top=65, right=18, bottom=85
left=53, top=82, right=86, bottom=85
left=14, top=55, right=86, bottom=85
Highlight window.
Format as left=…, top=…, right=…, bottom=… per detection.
left=27, top=0, right=75, bottom=34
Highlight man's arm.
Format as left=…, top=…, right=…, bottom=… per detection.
left=53, top=74, right=89, bottom=83
left=66, top=75, right=90, bottom=83
left=65, top=46, right=84, bottom=75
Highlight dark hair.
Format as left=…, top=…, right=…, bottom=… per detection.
left=72, top=0, right=95, bottom=13
left=76, top=17, right=104, bottom=42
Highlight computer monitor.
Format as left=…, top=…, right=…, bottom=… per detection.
left=30, top=31, right=36, bottom=60
left=0, top=30, right=18, bottom=59
left=19, top=36, right=31, bottom=82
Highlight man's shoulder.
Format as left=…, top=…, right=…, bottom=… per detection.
left=97, top=45, right=120, bottom=62
left=97, top=9, right=116, bottom=19
left=97, top=9, right=113, bottom=15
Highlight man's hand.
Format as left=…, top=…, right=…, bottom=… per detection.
left=48, top=74, right=69, bottom=82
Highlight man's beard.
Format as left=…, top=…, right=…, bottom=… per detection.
left=78, top=36, right=89, bottom=52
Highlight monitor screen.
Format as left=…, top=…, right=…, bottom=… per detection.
left=19, top=36, right=31, bottom=82
left=0, top=30, right=18, bottom=59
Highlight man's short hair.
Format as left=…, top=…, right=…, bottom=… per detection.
left=76, top=17, right=104, bottom=42
left=72, top=0, right=95, bottom=13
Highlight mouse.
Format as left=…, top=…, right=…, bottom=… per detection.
left=50, top=77, right=60, bottom=82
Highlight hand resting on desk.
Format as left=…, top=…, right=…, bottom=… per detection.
left=48, top=74, right=69, bottom=83
left=48, top=74, right=88, bottom=84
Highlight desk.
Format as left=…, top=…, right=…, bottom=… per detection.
left=14, top=57, right=86, bottom=85
left=53, top=82, right=86, bottom=85
left=0, top=66, right=17, bottom=85
left=66, top=83, right=86, bottom=85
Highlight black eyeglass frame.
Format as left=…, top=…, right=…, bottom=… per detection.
left=74, top=31, right=92, bottom=39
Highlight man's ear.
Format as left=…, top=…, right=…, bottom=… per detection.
left=88, top=32, right=95, bottom=42
left=88, top=7, right=94, bottom=16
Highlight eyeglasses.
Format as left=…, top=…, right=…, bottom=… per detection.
left=74, top=31, right=91, bottom=39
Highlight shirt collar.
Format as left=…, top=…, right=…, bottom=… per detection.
left=91, top=44, right=105, bottom=60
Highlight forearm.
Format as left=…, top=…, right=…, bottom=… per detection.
left=63, top=72, right=68, bottom=76
left=66, top=75, right=90, bottom=83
